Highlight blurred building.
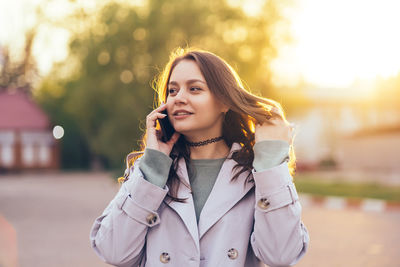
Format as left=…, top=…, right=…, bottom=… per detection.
left=291, top=100, right=400, bottom=172
left=0, top=90, right=59, bottom=172
left=335, top=125, right=400, bottom=172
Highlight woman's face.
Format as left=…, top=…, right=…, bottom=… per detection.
left=166, top=59, right=228, bottom=138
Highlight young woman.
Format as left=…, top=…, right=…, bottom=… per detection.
left=90, top=48, right=310, bottom=267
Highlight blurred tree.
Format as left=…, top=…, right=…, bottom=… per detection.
left=36, top=0, right=295, bottom=169
left=0, top=30, right=39, bottom=95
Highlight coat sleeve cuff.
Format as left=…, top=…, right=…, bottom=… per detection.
left=117, top=160, right=169, bottom=227
left=253, top=140, right=290, bottom=172
left=138, top=148, right=172, bottom=188
left=252, top=161, right=299, bottom=212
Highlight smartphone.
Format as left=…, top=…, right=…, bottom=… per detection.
left=158, top=110, right=175, bottom=142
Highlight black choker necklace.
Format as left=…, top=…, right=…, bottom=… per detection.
left=186, top=136, right=224, bottom=147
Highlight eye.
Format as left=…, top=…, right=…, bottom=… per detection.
left=168, top=88, right=177, bottom=95
left=190, top=87, right=202, bottom=91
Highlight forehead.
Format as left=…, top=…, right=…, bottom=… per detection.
left=169, top=59, right=205, bottom=82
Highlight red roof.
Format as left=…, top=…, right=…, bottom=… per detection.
left=0, top=90, right=50, bottom=130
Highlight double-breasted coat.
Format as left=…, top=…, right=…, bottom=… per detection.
left=90, top=142, right=310, bottom=267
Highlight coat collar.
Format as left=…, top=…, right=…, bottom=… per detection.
left=163, top=142, right=255, bottom=251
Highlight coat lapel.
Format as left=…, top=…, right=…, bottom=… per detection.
left=198, top=142, right=255, bottom=239
left=163, top=157, right=200, bottom=252
left=163, top=142, right=255, bottom=247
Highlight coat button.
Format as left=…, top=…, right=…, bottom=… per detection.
left=146, top=213, right=158, bottom=225
left=160, top=252, right=170, bottom=263
left=227, top=248, right=238, bottom=259
left=257, top=198, right=270, bottom=209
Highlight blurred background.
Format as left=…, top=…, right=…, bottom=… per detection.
left=0, top=0, right=399, bottom=266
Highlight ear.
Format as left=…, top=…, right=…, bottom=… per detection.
left=221, top=103, right=229, bottom=114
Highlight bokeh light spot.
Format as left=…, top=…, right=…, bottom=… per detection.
left=53, top=125, right=64, bottom=139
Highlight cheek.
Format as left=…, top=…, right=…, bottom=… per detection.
left=209, top=101, right=224, bottom=117
left=166, top=98, right=173, bottom=113
left=200, top=105, right=223, bottom=123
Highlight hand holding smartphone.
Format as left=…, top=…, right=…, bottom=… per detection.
left=158, top=110, right=175, bottom=142
left=145, top=103, right=179, bottom=155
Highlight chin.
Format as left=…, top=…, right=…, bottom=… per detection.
left=172, top=122, right=191, bottom=131
left=173, top=127, right=192, bottom=135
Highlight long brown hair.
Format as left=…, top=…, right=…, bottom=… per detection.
left=120, top=47, right=297, bottom=202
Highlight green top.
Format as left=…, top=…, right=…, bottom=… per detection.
left=187, top=157, right=226, bottom=222
left=138, top=140, right=290, bottom=223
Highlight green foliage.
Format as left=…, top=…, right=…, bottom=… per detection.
left=295, top=177, right=400, bottom=202
left=36, top=0, right=288, bottom=169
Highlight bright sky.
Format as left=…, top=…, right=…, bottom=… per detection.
left=1, top=0, right=400, bottom=96
left=270, top=0, right=400, bottom=92
left=0, top=0, right=70, bottom=73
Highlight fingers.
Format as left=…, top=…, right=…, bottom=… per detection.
left=146, top=103, right=168, bottom=129
left=146, top=112, right=167, bottom=128
left=258, top=116, right=281, bottom=126
left=268, top=107, right=283, bottom=117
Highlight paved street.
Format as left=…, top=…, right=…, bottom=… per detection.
left=0, top=171, right=116, bottom=267
left=0, top=172, right=399, bottom=267
left=296, top=206, right=400, bottom=266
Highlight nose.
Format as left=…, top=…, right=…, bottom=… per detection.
left=174, top=87, right=188, bottom=104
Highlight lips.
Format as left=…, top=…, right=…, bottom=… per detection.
left=173, top=110, right=194, bottom=116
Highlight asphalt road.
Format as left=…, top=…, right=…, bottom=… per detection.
left=0, top=172, right=399, bottom=267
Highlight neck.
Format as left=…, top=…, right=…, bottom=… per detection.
left=183, top=124, right=229, bottom=159
left=188, top=140, right=230, bottom=160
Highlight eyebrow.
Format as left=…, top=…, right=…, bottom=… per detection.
left=168, top=79, right=206, bottom=86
